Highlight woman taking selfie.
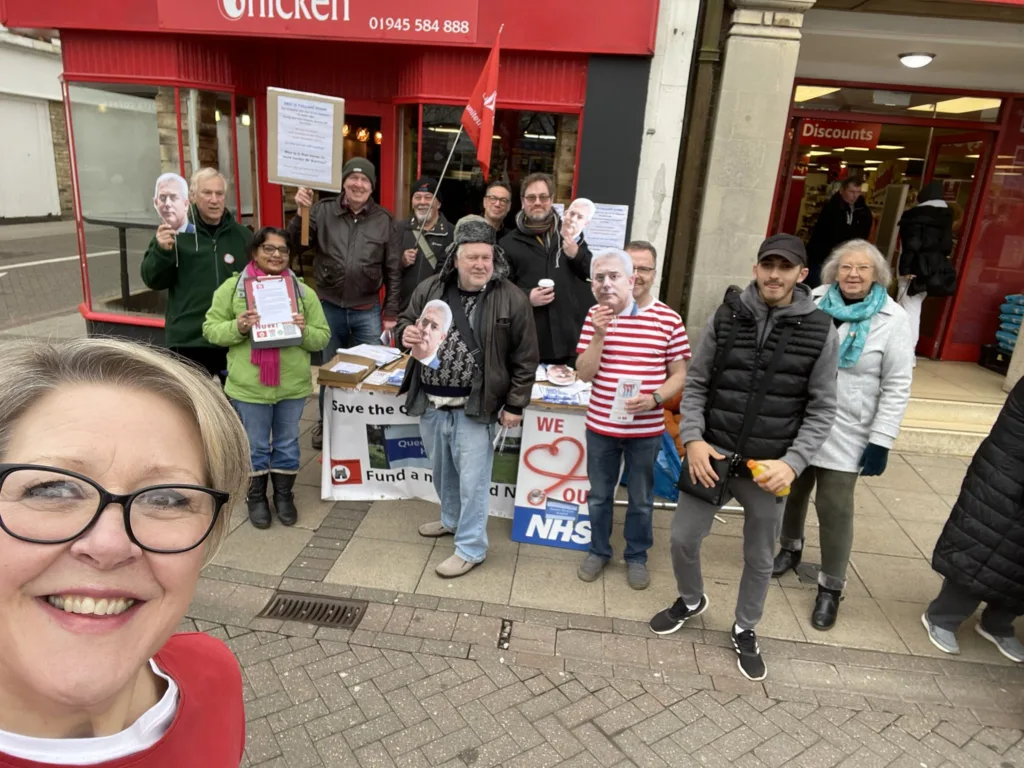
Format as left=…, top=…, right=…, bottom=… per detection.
left=204, top=227, right=330, bottom=529
left=0, top=338, right=249, bottom=767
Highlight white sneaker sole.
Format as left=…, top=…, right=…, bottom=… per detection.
left=974, top=623, right=1024, bottom=663
left=921, top=613, right=960, bottom=655
left=650, top=595, right=709, bottom=636
left=735, top=656, right=767, bottom=683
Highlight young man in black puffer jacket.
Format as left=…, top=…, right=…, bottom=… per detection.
left=923, top=377, right=1024, bottom=662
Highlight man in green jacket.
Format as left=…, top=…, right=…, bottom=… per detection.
left=141, top=167, right=252, bottom=381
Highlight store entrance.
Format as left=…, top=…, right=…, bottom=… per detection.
left=773, top=119, right=994, bottom=359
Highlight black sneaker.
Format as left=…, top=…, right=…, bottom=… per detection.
left=732, top=627, right=767, bottom=681
left=649, top=595, right=709, bottom=635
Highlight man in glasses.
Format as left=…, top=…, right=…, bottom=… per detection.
left=398, top=177, right=454, bottom=313
left=500, top=173, right=594, bottom=366
left=482, top=181, right=513, bottom=241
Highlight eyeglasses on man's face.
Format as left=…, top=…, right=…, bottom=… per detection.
left=633, top=266, right=656, bottom=275
left=523, top=194, right=552, bottom=204
left=0, top=464, right=229, bottom=554
left=484, top=195, right=511, bottom=207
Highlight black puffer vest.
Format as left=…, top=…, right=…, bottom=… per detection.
left=704, top=287, right=833, bottom=460
left=932, top=379, right=1024, bottom=612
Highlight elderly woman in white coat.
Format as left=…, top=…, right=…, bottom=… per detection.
left=772, top=239, right=914, bottom=630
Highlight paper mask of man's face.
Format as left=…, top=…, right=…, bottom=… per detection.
left=154, top=174, right=190, bottom=232
left=562, top=199, right=594, bottom=241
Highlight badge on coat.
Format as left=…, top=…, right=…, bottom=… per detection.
left=223, top=253, right=235, bottom=265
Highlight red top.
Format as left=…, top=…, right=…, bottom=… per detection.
left=577, top=300, right=691, bottom=439
left=0, top=633, right=245, bottom=768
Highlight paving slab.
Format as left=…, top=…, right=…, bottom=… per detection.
left=511, top=555, right=605, bottom=617
left=852, top=553, right=942, bottom=603
left=416, top=545, right=516, bottom=605
left=214, top=521, right=314, bottom=576
left=783, top=588, right=908, bottom=653
left=325, top=537, right=433, bottom=592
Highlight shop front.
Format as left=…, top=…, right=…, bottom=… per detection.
left=1, top=0, right=658, bottom=342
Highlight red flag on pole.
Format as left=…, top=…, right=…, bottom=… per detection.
left=461, top=29, right=502, bottom=181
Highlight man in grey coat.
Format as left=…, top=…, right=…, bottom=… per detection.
left=649, top=234, right=839, bottom=683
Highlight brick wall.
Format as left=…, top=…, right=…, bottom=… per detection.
left=47, top=100, right=74, bottom=218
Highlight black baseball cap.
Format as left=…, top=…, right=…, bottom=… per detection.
left=412, top=176, right=440, bottom=200
left=757, top=233, right=807, bottom=267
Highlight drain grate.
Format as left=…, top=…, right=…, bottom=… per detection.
left=256, top=591, right=368, bottom=629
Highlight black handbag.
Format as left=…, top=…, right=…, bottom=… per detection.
left=676, top=320, right=796, bottom=507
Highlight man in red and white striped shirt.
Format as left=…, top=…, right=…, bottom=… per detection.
left=575, top=242, right=690, bottom=590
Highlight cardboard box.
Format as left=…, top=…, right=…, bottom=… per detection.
left=318, top=353, right=377, bottom=387
left=381, top=353, right=409, bottom=372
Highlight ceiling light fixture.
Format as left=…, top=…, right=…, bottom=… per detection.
left=898, top=157, right=924, bottom=162
left=899, top=53, right=935, bottom=69
left=875, top=145, right=905, bottom=150
left=845, top=147, right=870, bottom=152
left=524, top=132, right=557, bottom=141
left=793, top=85, right=841, bottom=103
left=965, top=154, right=981, bottom=159
left=808, top=151, right=832, bottom=156
left=909, top=97, right=1002, bottom=115
left=241, top=114, right=251, bottom=127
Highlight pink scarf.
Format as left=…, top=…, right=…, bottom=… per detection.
left=246, top=261, right=294, bottom=388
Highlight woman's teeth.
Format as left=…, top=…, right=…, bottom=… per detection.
left=46, top=596, right=136, bottom=616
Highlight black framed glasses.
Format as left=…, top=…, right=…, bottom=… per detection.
left=259, top=243, right=290, bottom=257
left=0, top=464, right=229, bottom=554
left=484, top=195, right=511, bottom=206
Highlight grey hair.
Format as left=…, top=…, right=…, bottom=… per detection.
left=421, top=299, right=453, bottom=335
left=190, top=167, right=227, bottom=197
left=568, top=198, right=596, bottom=219
left=0, top=338, right=249, bottom=566
left=821, top=239, right=892, bottom=287
left=590, top=248, right=634, bottom=279
left=154, top=172, right=188, bottom=200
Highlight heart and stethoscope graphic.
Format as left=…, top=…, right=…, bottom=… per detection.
left=523, top=436, right=588, bottom=506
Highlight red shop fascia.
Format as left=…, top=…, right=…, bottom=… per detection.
left=1, top=0, right=660, bottom=334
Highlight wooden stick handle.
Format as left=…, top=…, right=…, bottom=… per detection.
left=300, top=205, right=310, bottom=246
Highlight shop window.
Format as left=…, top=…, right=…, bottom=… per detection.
left=395, top=105, right=418, bottom=219
left=793, top=86, right=1002, bottom=123
left=214, top=95, right=259, bottom=229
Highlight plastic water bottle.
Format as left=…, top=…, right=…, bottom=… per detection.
left=746, top=460, right=791, bottom=497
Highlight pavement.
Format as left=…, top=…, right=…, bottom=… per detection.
left=189, top=400, right=1024, bottom=767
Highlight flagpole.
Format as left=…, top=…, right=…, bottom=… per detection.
left=414, top=125, right=463, bottom=244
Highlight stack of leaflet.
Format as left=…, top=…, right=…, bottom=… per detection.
left=531, top=380, right=591, bottom=406
left=343, top=344, right=404, bottom=368
left=997, top=294, right=1024, bottom=354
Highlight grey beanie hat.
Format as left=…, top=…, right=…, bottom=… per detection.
left=342, top=157, right=377, bottom=189
left=452, top=214, right=496, bottom=247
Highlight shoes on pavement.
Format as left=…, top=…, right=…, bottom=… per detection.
left=921, top=613, right=960, bottom=655
left=577, top=553, right=607, bottom=582
left=732, top=626, right=767, bottom=682
left=418, top=520, right=454, bottom=538
left=435, top=554, right=478, bottom=578
left=270, top=472, right=298, bottom=526
left=649, top=595, right=709, bottom=635
left=627, top=562, right=650, bottom=590
left=811, top=587, right=842, bottom=631
left=311, top=420, right=323, bottom=451
left=772, top=547, right=802, bottom=578
left=975, top=623, right=1024, bottom=663
left=246, top=475, right=271, bottom=530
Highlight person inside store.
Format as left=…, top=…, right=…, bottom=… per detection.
left=772, top=240, right=914, bottom=630
left=482, top=180, right=513, bottom=241
left=141, top=167, right=252, bottom=384
left=398, top=177, right=454, bottom=313
left=500, top=173, right=594, bottom=365
left=922, top=377, right=1024, bottom=663
left=897, top=180, right=956, bottom=357
left=398, top=216, right=539, bottom=579
left=203, top=228, right=330, bottom=530
left=575, top=243, right=690, bottom=591
left=649, top=234, right=839, bottom=683
left=805, top=176, right=873, bottom=288
left=0, top=337, right=249, bottom=766
left=291, top=158, right=401, bottom=450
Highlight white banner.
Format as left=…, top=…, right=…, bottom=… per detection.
left=321, top=387, right=518, bottom=517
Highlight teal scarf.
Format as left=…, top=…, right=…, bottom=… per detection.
left=818, top=283, right=887, bottom=368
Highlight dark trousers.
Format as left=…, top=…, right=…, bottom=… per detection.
left=927, top=577, right=1019, bottom=637
left=170, top=346, right=227, bottom=385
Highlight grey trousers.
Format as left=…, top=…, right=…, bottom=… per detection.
left=780, top=466, right=860, bottom=591
left=927, top=577, right=1019, bottom=637
left=671, top=476, right=786, bottom=630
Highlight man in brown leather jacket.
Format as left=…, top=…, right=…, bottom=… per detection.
left=291, top=158, right=401, bottom=448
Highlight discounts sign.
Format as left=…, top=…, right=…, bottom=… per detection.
left=800, top=118, right=882, bottom=149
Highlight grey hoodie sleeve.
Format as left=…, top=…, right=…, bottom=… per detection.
left=678, top=316, right=719, bottom=446
left=781, top=325, right=840, bottom=475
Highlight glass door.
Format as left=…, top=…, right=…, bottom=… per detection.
left=915, top=132, right=994, bottom=358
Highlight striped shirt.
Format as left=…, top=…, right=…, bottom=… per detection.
left=577, top=299, right=691, bottom=438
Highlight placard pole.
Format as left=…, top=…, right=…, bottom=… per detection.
left=300, top=205, right=310, bottom=246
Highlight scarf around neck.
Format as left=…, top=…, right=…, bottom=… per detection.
left=246, top=261, right=296, bottom=387
left=515, top=208, right=557, bottom=246
left=818, top=282, right=887, bottom=368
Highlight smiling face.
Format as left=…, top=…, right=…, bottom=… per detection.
left=411, top=191, right=438, bottom=225
left=837, top=249, right=876, bottom=300
left=483, top=186, right=511, bottom=225
left=195, top=175, right=226, bottom=225
left=754, top=255, right=808, bottom=307
left=154, top=180, right=188, bottom=231
left=455, top=243, right=494, bottom=291
left=628, top=246, right=656, bottom=304
left=344, top=172, right=373, bottom=210
left=0, top=384, right=209, bottom=725
left=254, top=233, right=290, bottom=275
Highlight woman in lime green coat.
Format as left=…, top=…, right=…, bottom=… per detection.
left=204, top=227, right=330, bottom=529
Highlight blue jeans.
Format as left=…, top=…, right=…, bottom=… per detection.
left=232, top=398, right=306, bottom=474
left=318, top=301, right=383, bottom=419
left=586, top=429, right=661, bottom=564
left=419, top=407, right=494, bottom=563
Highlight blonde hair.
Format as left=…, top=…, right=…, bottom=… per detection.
left=0, top=338, right=249, bottom=564
left=190, top=167, right=227, bottom=198
left=821, top=239, right=892, bottom=288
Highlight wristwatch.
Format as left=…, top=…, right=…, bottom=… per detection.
left=652, top=392, right=664, bottom=407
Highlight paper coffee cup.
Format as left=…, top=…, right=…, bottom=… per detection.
left=538, top=279, right=555, bottom=289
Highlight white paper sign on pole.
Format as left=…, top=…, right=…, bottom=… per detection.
left=267, top=87, right=346, bottom=192
left=554, top=202, right=630, bottom=251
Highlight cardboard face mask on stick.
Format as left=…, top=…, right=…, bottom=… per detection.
left=153, top=173, right=194, bottom=234
left=561, top=198, right=595, bottom=242
left=410, top=299, right=452, bottom=369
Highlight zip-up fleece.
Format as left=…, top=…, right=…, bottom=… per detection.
left=141, top=206, right=252, bottom=348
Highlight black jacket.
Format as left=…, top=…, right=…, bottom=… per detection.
left=806, top=193, right=873, bottom=267
left=397, top=213, right=454, bottom=312
left=898, top=204, right=956, bottom=297
left=500, top=225, right=594, bottom=363
left=932, top=379, right=1024, bottom=612
left=397, top=248, right=539, bottom=425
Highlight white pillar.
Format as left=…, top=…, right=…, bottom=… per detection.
left=629, top=0, right=702, bottom=299
left=685, top=0, right=816, bottom=337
